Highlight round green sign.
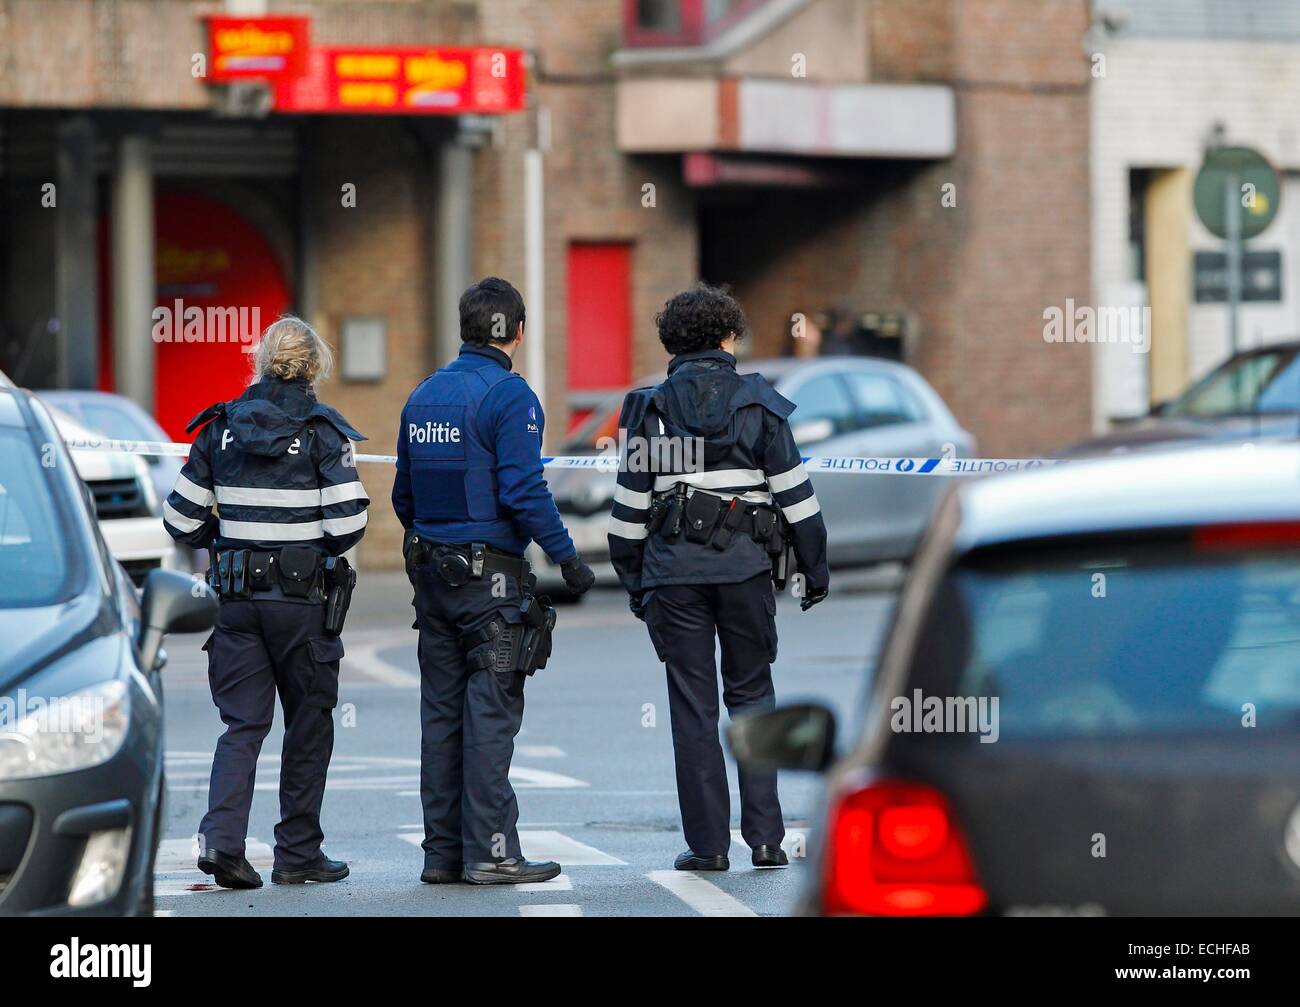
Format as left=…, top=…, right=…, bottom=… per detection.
left=1194, top=146, right=1281, bottom=240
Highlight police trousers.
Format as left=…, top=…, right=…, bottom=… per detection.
left=413, top=565, right=529, bottom=868
left=200, top=600, right=343, bottom=869
left=643, top=572, right=784, bottom=856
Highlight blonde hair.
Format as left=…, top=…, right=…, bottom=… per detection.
left=253, top=315, right=334, bottom=386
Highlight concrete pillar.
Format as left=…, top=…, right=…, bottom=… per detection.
left=434, top=142, right=474, bottom=367
left=112, top=134, right=156, bottom=412
left=54, top=116, right=99, bottom=389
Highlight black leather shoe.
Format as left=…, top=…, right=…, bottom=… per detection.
left=271, top=855, right=350, bottom=885
left=420, top=866, right=463, bottom=884
left=462, top=859, right=562, bottom=885
left=752, top=844, right=789, bottom=868
left=674, top=850, right=729, bottom=871
left=197, top=849, right=263, bottom=890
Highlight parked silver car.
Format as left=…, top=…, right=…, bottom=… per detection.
left=529, top=356, right=975, bottom=595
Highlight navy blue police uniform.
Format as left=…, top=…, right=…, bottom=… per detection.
left=163, top=377, right=369, bottom=882
left=608, top=349, right=829, bottom=865
left=392, top=343, right=577, bottom=879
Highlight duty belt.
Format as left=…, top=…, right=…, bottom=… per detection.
left=405, top=537, right=530, bottom=588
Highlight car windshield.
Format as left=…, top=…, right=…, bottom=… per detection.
left=905, top=541, right=1300, bottom=739
left=1165, top=348, right=1300, bottom=417
left=0, top=426, right=78, bottom=606
left=76, top=401, right=157, bottom=441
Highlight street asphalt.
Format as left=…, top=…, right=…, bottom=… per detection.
left=155, top=572, right=896, bottom=917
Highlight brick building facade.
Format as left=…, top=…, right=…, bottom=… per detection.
left=0, top=0, right=1094, bottom=569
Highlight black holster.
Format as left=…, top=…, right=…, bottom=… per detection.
left=323, top=556, right=356, bottom=636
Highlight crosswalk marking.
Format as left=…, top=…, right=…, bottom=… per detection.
left=729, top=828, right=810, bottom=862
left=398, top=830, right=625, bottom=865
left=646, top=870, right=759, bottom=917
left=520, top=903, right=583, bottom=917
left=155, top=838, right=274, bottom=897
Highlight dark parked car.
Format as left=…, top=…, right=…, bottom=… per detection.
left=0, top=378, right=217, bottom=916
left=732, top=442, right=1300, bottom=915
left=1067, top=341, right=1300, bottom=455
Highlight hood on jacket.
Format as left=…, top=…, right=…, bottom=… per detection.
left=223, top=379, right=366, bottom=457
left=655, top=350, right=793, bottom=440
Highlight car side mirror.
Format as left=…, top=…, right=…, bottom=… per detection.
left=138, top=569, right=218, bottom=672
left=728, top=702, right=837, bottom=773
left=792, top=418, right=835, bottom=446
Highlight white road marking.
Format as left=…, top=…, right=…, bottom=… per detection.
left=155, top=837, right=273, bottom=897
left=398, top=830, right=624, bottom=866
left=342, top=638, right=420, bottom=687
left=520, top=903, right=583, bottom=917
left=646, top=870, right=759, bottom=917
left=729, top=828, right=809, bottom=861
left=516, top=745, right=565, bottom=758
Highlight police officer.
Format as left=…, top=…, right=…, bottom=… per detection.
left=163, top=316, right=369, bottom=889
left=393, top=277, right=595, bottom=886
left=609, top=284, right=830, bottom=872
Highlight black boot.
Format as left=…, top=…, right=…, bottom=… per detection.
left=462, top=859, right=562, bottom=885
left=420, top=865, right=464, bottom=884
left=198, top=849, right=263, bottom=889
left=271, top=855, right=350, bottom=885
left=674, top=850, right=729, bottom=871
left=751, top=844, right=789, bottom=868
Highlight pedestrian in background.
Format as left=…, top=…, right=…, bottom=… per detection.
left=609, top=284, right=830, bottom=872
left=163, top=316, right=369, bottom=889
left=393, top=276, right=595, bottom=886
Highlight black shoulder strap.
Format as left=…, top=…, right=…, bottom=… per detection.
left=309, top=402, right=367, bottom=442
left=185, top=401, right=226, bottom=435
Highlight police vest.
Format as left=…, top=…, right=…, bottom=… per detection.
left=405, top=362, right=519, bottom=525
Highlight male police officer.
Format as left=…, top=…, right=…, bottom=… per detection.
left=393, top=277, right=595, bottom=886
left=163, top=317, right=369, bottom=888
left=609, top=284, right=830, bottom=872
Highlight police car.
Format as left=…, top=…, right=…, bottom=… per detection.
left=731, top=441, right=1300, bottom=915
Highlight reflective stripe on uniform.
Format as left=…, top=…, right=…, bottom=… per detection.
left=321, top=481, right=368, bottom=506
left=163, top=501, right=204, bottom=533
left=322, top=511, right=368, bottom=537
left=767, top=462, right=809, bottom=494
left=613, top=484, right=652, bottom=509
left=780, top=494, right=822, bottom=524
left=172, top=472, right=215, bottom=507
left=215, top=485, right=323, bottom=508
left=219, top=518, right=325, bottom=541
left=653, top=468, right=765, bottom=493
left=609, top=517, right=649, bottom=540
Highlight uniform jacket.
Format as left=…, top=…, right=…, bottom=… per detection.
left=162, top=378, right=371, bottom=563
left=608, top=349, right=829, bottom=595
left=391, top=343, right=576, bottom=563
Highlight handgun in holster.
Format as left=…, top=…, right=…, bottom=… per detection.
left=323, top=556, right=356, bottom=636
left=645, top=493, right=670, bottom=536
left=517, top=594, right=558, bottom=676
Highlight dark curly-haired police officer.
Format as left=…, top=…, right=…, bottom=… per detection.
left=393, top=276, right=595, bottom=886
left=609, top=284, right=830, bottom=873
left=163, top=316, right=369, bottom=889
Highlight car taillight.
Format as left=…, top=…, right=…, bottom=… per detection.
left=822, top=778, right=987, bottom=916
left=1193, top=521, right=1300, bottom=551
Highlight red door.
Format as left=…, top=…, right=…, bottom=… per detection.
left=98, top=192, right=291, bottom=440
left=566, top=242, right=632, bottom=428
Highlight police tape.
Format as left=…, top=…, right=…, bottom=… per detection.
left=61, top=434, right=1058, bottom=476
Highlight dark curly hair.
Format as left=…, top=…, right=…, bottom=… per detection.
left=654, top=283, right=747, bottom=355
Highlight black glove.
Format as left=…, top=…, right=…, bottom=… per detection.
left=629, top=593, right=647, bottom=621
left=560, top=555, right=596, bottom=595
left=800, top=586, right=829, bottom=612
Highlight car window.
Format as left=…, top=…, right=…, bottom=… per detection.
left=786, top=373, right=855, bottom=445
left=842, top=371, right=925, bottom=428
left=904, top=542, right=1300, bottom=739
left=0, top=427, right=75, bottom=606
left=78, top=402, right=156, bottom=441
left=1168, top=349, right=1300, bottom=417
